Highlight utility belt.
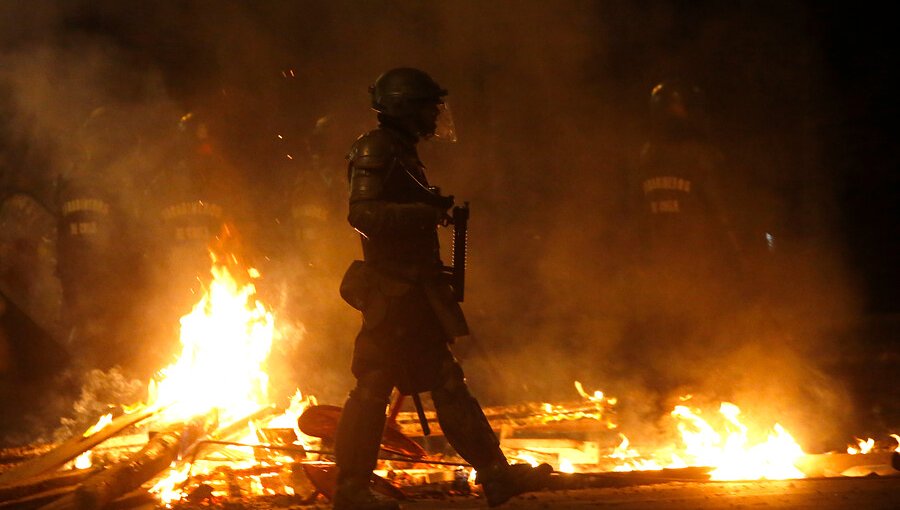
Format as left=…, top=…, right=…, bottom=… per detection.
left=340, top=259, right=467, bottom=338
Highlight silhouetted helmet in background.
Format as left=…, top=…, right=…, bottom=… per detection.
left=650, top=81, right=705, bottom=118
left=175, top=111, right=215, bottom=155
left=77, top=106, right=139, bottom=165
left=369, top=68, right=456, bottom=141
left=649, top=80, right=707, bottom=138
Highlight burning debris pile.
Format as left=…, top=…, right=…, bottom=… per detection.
left=0, top=250, right=898, bottom=510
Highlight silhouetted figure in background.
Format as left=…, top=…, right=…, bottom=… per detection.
left=626, top=81, right=745, bottom=394
left=56, top=107, right=148, bottom=371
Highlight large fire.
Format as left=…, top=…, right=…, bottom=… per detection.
left=137, top=249, right=314, bottom=504
left=148, top=254, right=274, bottom=423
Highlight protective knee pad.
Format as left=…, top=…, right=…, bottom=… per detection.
left=432, top=373, right=505, bottom=470
left=335, top=372, right=393, bottom=481
left=349, top=370, right=393, bottom=407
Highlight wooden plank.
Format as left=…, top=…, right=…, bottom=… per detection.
left=213, top=405, right=279, bottom=441
left=795, top=452, right=896, bottom=478
left=0, top=445, right=57, bottom=466
left=0, top=468, right=98, bottom=503
left=37, top=416, right=217, bottom=510
left=0, top=407, right=158, bottom=486
left=394, top=400, right=617, bottom=437
left=547, top=466, right=712, bottom=491
left=0, top=485, right=74, bottom=510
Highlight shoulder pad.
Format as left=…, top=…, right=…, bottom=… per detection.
left=347, top=128, right=399, bottom=169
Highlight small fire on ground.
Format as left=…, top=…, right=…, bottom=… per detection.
left=507, top=384, right=806, bottom=481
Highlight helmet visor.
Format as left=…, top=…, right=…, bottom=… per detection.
left=433, top=102, right=458, bottom=142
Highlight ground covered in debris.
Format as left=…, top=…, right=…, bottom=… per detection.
left=162, top=477, right=900, bottom=510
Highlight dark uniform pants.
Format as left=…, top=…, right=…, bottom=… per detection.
left=335, top=285, right=505, bottom=483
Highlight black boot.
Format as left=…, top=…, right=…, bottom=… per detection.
left=333, top=378, right=398, bottom=510
left=432, top=364, right=507, bottom=469
left=432, top=366, right=552, bottom=506
left=332, top=476, right=400, bottom=510
left=476, top=462, right=554, bottom=507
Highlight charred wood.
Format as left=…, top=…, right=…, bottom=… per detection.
left=0, top=468, right=99, bottom=503
left=107, top=490, right=156, bottom=510
left=0, top=486, right=75, bottom=510
left=0, top=444, right=57, bottom=467
left=38, top=415, right=214, bottom=510
left=394, top=400, right=616, bottom=437
left=0, top=408, right=157, bottom=486
left=546, top=466, right=711, bottom=491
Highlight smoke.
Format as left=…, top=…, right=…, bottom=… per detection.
left=0, top=1, right=878, bottom=447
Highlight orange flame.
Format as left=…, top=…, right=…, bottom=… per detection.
left=671, top=403, right=805, bottom=480
left=847, top=437, right=875, bottom=455
left=148, top=258, right=274, bottom=424
left=73, top=413, right=115, bottom=470
left=82, top=413, right=114, bottom=438
left=570, top=387, right=805, bottom=479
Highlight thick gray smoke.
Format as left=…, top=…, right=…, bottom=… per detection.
left=0, top=1, right=869, bottom=448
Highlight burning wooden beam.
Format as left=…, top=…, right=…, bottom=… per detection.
left=38, top=415, right=215, bottom=510
left=394, top=399, right=617, bottom=437
left=0, top=486, right=76, bottom=510
left=211, top=405, right=279, bottom=441
left=0, top=407, right=158, bottom=487
left=0, top=468, right=109, bottom=510
left=795, top=452, right=899, bottom=478
left=0, top=468, right=99, bottom=505
left=0, top=445, right=57, bottom=467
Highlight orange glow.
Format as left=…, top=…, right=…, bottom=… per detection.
left=671, top=403, right=805, bottom=480
left=574, top=380, right=618, bottom=406
left=82, top=413, right=114, bottom=438
left=148, top=256, right=274, bottom=424
left=514, top=453, right=540, bottom=467
left=566, top=386, right=806, bottom=480
left=847, top=437, right=875, bottom=455
left=73, top=412, right=115, bottom=470
left=149, top=464, right=192, bottom=505
left=73, top=450, right=93, bottom=470
left=609, top=433, right=669, bottom=472
left=141, top=246, right=321, bottom=505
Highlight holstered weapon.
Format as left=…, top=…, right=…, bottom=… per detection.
left=444, top=203, right=468, bottom=302
left=411, top=393, right=431, bottom=436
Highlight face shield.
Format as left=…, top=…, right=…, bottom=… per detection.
left=433, top=102, right=458, bottom=142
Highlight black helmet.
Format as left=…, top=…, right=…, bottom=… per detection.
left=650, top=80, right=705, bottom=120
left=649, top=80, right=707, bottom=138
left=370, top=68, right=448, bottom=117
left=77, top=106, right=139, bottom=164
